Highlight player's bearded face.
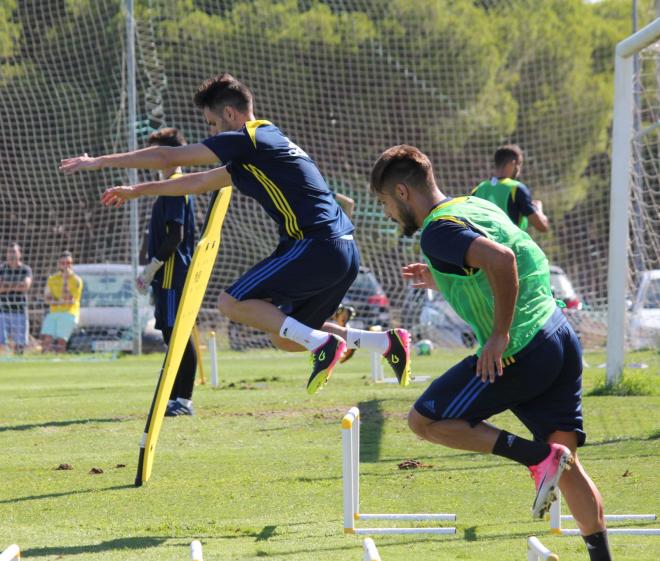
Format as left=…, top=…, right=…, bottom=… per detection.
left=393, top=198, right=419, bottom=237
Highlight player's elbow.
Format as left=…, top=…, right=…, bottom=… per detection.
left=494, top=246, right=517, bottom=272
left=530, top=213, right=550, bottom=233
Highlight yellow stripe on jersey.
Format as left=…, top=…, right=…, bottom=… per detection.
left=243, top=163, right=304, bottom=240
left=431, top=215, right=467, bottom=228
left=245, top=120, right=273, bottom=148
left=162, top=255, right=174, bottom=289
left=436, top=196, right=469, bottom=210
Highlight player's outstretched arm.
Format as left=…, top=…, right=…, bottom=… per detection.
left=60, top=144, right=219, bottom=174
left=101, top=166, right=231, bottom=208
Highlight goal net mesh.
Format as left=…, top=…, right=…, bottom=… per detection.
left=0, top=0, right=657, bottom=352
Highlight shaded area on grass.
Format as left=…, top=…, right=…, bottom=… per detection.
left=357, top=399, right=385, bottom=464
left=255, top=525, right=277, bottom=541
left=0, top=417, right=127, bottom=433
left=0, top=484, right=134, bottom=505
left=23, top=537, right=165, bottom=557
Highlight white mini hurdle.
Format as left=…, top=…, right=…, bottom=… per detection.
left=550, top=489, right=659, bottom=535
left=363, top=538, right=382, bottom=561
left=370, top=353, right=430, bottom=384
left=342, top=406, right=456, bottom=535
left=190, top=540, right=203, bottom=561
left=528, top=536, right=558, bottom=561
left=0, top=545, right=20, bottom=561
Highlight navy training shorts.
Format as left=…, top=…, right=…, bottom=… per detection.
left=226, top=237, right=360, bottom=329
left=414, top=309, right=586, bottom=446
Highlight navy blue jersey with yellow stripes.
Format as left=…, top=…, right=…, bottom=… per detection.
left=203, top=120, right=353, bottom=241
left=147, top=184, right=195, bottom=289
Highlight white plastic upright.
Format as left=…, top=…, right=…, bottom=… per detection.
left=342, top=407, right=361, bottom=533
left=0, top=545, right=20, bottom=561
left=527, top=536, right=558, bottom=561
left=363, top=538, right=382, bottom=561
left=190, top=540, right=203, bottom=561
left=209, top=331, right=219, bottom=387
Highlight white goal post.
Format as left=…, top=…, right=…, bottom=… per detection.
left=607, top=17, right=660, bottom=385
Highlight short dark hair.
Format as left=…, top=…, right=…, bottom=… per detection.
left=59, top=250, right=73, bottom=260
left=193, top=73, right=253, bottom=114
left=147, top=127, right=187, bottom=148
left=370, top=145, right=436, bottom=195
left=494, top=144, right=523, bottom=167
left=8, top=242, right=21, bottom=252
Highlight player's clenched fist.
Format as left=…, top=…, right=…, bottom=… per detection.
left=59, top=153, right=103, bottom=174
left=101, top=186, right=137, bottom=208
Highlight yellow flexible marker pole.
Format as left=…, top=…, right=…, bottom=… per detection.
left=135, top=186, right=232, bottom=486
left=191, top=325, right=206, bottom=385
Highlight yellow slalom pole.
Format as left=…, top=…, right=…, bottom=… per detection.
left=191, top=324, right=206, bottom=385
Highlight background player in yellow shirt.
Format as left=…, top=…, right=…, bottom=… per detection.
left=41, top=251, right=83, bottom=353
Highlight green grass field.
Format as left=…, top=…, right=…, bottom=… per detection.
left=1, top=348, right=659, bottom=561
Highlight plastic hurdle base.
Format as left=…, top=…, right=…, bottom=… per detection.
left=550, top=490, right=660, bottom=536
left=370, top=353, right=431, bottom=385
left=363, top=538, right=382, bottom=561
left=342, top=407, right=457, bottom=535
left=528, top=536, right=558, bottom=561
left=0, top=545, right=20, bottom=561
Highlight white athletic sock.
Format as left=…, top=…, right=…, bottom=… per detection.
left=176, top=397, right=192, bottom=409
left=345, top=327, right=389, bottom=354
left=280, top=316, right=330, bottom=351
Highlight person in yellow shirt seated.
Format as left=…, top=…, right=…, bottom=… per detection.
left=41, top=251, right=83, bottom=353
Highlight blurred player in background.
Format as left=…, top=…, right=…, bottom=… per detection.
left=0, top=243, right=33, bottom=354
left=472, top=144, right=549, bottom=233
left=371, top=145, right=611, bottom=561
left=60, top=73, right=411, bottom=393
left=143, top=127, right=198, bottom=417
left=41, top=251, right=83, bottom=353
left=329, top=303, right=357, bottom=363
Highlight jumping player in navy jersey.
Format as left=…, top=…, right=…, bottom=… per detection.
left=60, top=73, right=411, bottom=394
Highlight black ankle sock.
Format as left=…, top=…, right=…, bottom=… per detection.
left=582, top=531, right=612, bottom=561
left=491, top=430, right=551, bottom=467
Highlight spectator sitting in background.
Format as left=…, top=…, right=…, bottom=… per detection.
left=0, top=243, right=33, bottom=354
left=41, top=251, right=83, bottom=353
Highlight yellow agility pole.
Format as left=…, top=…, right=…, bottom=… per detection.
left=135, top=187, right=232, bottom=486
left=191, top=324, right=206, bottom=385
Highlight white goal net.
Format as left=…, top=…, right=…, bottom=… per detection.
left=0, top=1, right=658, bottom=355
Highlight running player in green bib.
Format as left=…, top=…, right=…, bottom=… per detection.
left=370, top=145, right=612, bottom=561
left=472, top=144, right=549, bottom=232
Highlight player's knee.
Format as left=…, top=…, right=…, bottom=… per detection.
left=547, top=430, right=579, bottom=453
left=218, top=291, right=239, bottom=319
left=407, top=408, right=430, bottom=439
